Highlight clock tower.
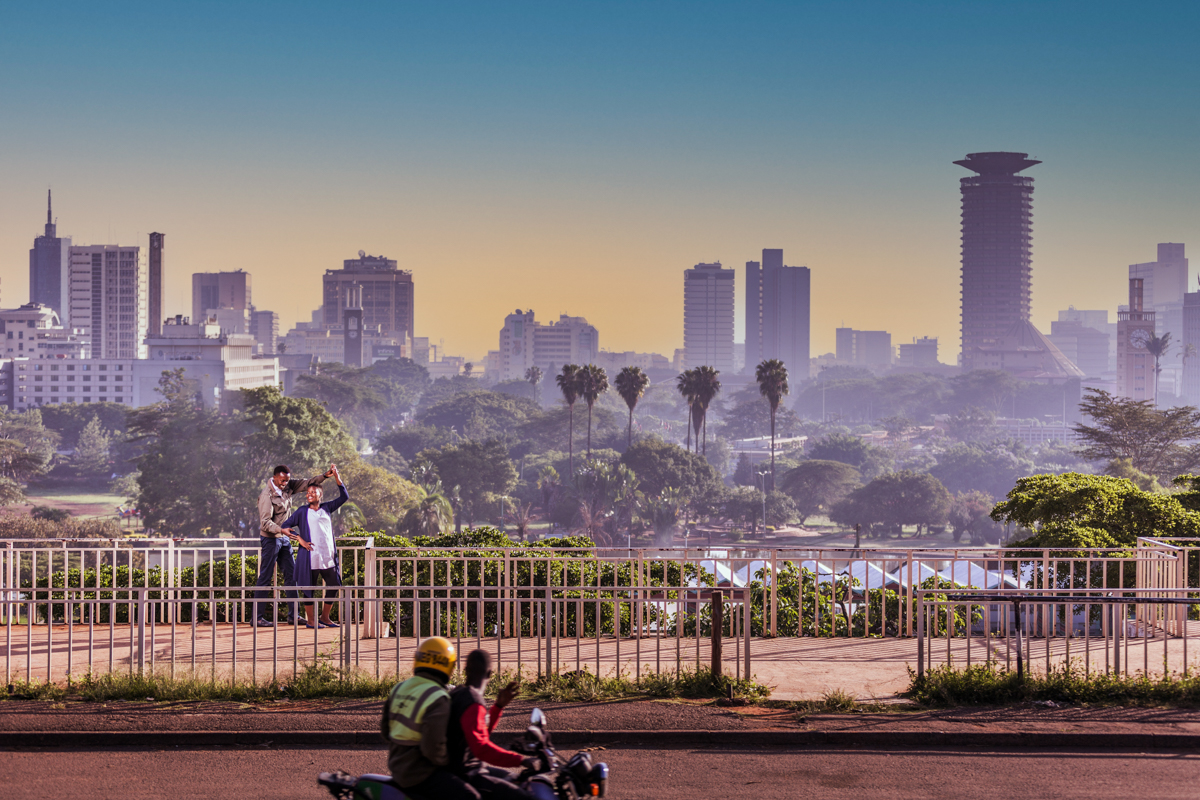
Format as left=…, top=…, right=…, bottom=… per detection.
left=343, top=283, right=364, bottom=368
left=1117, top=278, right=1156, bottom=401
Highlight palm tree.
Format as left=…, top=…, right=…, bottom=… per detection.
left=525, top=365, right=543, bottom=405
left=557, top=364, right=581, bottom=477
left=675, top=369, right=698, bottom=452
left=578, top=364, right=609, bottom=458
left=398, top=480, right=455, bottom=537
left=691, top=366, right=721, bottom=455
left=1147, top=332, right=1172, bottom=407
left=505, top=502, right=540, bottom=542
left=614, top=366, right=650, bottom=447
left=755, top=359, right=790, bottom=492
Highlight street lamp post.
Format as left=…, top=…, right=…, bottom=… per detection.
left=756, top=468, right=769, bottom=536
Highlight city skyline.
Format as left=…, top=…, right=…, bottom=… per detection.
left=2, top=3, right=1199, bottom=362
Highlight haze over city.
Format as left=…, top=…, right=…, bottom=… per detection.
left=3, top=1, right=1199, bottom=360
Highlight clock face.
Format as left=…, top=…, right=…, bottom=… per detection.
left=1129, top=329, right=1152, bottom=349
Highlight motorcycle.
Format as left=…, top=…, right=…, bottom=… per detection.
left=318, top=707, right=609, bottom=800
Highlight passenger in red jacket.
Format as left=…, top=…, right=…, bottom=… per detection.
left=446, top=650, right=538, bottom=800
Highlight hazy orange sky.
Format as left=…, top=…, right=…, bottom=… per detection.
left=2, top=3, right=1198, bottom=366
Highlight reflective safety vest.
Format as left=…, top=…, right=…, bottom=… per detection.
left=384, top=675, right=449, bottom=745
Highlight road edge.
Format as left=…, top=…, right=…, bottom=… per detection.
left=2, top=729, right=1197, bottom=750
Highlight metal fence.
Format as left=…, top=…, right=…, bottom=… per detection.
left=3, top=537, right=1197, bottom=684
left=915, top=587, right=1200, bottom=679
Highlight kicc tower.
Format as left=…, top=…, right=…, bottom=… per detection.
left=956, top=152, right=1039, bottom=370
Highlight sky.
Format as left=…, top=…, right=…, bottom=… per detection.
left=2, top=1, right=1199, bottom=363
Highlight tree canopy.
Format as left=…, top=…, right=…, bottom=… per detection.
left=1073, top=389, right=1200, bottom=479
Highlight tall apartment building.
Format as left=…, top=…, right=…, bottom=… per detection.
left=250, top=309, right=279, bottom=354
left=835, top=328, right=892, bottom=367
left=148, top=233, right=164, bottom=336
left=323, top=252, right=414, bottom=345
left=1117, top=279, right=1156, bottom=401
left=1183, top=291, right=1200, bottom=403
left=682, top=262, right=734, bottom=372
left=192, top=270, right=251, bottom=326
left=744, top=249, right=810, bottom=378
left=897, top=337, right=939, bottom=369
left=1130, top=243, right=1189, bottom=380
left=496, top=310, right=600, bottom=382
left=957, top=152, right=1039, bottom=370
left=67, top=244, right=149, bottom=359
left=28, top=191, right=71, bottom=316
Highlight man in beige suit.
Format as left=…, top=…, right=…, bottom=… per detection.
left=254, top=464, right=333, bottom=626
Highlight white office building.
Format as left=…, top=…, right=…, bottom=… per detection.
left=682, top=262, right=735, bottom=372
left=67, top=244, right=150, bottom=360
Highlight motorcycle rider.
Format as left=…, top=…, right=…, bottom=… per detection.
left=382, top=637, right=479, bottom=800
left=448, top=649, right=539, bottom=800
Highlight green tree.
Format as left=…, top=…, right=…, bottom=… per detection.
left=293, top=364, right=391, bottom=435
left=339, top=458, right=423, bottom=533
left=990, top=472, right=1200, bottom=547
left=71, top=416, right=112, bottom=476
left=779, top=459, right=860, bottom=524
left=374, top=423, right=451, bottom=461
left=830, top=470, right=951, bottom=537
left=525, top=366, right=543, bottom=405
left=417, top=390, right=540, bottom=441
left=1147, top=332, right=1172, bottom=407
left=398, top=478, right=455, bottom=538
left=0, top=477, right=26, bottom=507
left=412, top=439, right=518, bottom=530
left=950, top=369, right=1019, bottom=414
left=41, top=403, right=132, bottom=465
left=732, top=453, right=756, bottom=486
left=641, top=486, right=684, bottom=546
left=692, top=366, right=721, bottom=454
left=944, top=406, right=999, bottom=443
left=0, top=439, right=50, bottom=483
left=755, top=359, right=789, bottom=491
left=578, top=364, right=609, bottom=459
left=620, top=437, right=722, bottom=507
left=723, top=485, right=765, bottom=534
left=556, top=365, right=582, bottom=478
left=675, top=369, right=698, bottom=452
left=929, top=441, right=1034, bottom=499
left=947, top=491, right=1004, bottom=545
left=1073, top=389, right=1200, bottom=479
left=0, top=409, right=58, bottom=476
left=614, top=366, right=650, bottom=447
left=369, top=357, right=430, bottom=394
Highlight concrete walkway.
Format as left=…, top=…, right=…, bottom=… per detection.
left=5, top=622, right=1200, bottom=700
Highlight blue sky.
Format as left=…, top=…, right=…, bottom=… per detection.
left=2, top=1, right=1198, bottom=359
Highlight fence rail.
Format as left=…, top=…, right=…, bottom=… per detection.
left=4, top=538, right=1198, bottom=685
left=915, top=588, right=1200, bottom=680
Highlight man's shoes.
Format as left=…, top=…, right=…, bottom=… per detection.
left=255, top=618, right=274, bottom=627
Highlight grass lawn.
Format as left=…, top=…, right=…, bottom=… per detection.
left=17, top=485, right=132, bottom=523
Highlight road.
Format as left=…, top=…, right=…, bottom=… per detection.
left=1, top=745, right=1195, bottom=799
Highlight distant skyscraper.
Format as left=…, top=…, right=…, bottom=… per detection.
left=835, top=328, right=892, bottom=366
left=683, top=262, right=735, bottom=372
left=496, top=310, right=599, bottom=381
left=192, top=270, right=251, bottom=325
left=1117, top=278, right=1155, bottom=401
left=250, top=309, right=279, bottom=354
left=28, top=191, right=71, bottom=316
left=67, top=244, right=149, bottom=359
left=744, top=249, right=810, bottom=378
left=1130, top=243, right=1189, bottom=379
left=1183, top=290, right=1200, bottom=403
left=956, top=152, right=1039, bottom=370
left=343, top=284, right=364, bottom=368
left=148, top=233, right=164, bottom=336
left=324, top=252, right=414, bottom=345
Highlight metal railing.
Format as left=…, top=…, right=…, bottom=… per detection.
left=915, top=587, right=1200, bottom=679
left=3, top=582, right=752, bottom=685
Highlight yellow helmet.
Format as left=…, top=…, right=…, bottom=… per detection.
left=413, top=636, right=456, bottom=678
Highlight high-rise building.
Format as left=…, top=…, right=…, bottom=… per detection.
left=323, top=252, right=414, bottom=345
left=28, top=191, right=71, bottom=316
left=1130, top=243, right=1189, bottom=381
left=192, top=270, right=251, bottom=324
left=957, top=152, right=1039, bottom=370
left=148, top=233, right=164, bottom=336
left=897, top=337, right=940, bottom=369
left=67, top=244, right=149, bottom=359
left=683, top=262, right=735, bottom=372
left=743, top=249, right=809, bottom=377
left=1117, top=278, right=1155, bottom=401
left=496, top=310, right=600, bottom=382
left=835, top=328, right=892, bottom=366
left=1047, top=319, right=1110, bottom=378
left=250, top=309, right=279, bottom=354
left=343, top=285, right=364, bottom=368
left=1183, top=291, right=1200, bottom=403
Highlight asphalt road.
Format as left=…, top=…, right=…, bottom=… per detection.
left=2, top=745, right=1196, bottom=800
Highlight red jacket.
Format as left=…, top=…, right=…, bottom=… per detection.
left=459, top=702, right=524, bottom=768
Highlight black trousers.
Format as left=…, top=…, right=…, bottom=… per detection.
left=464, top=767, right=537, bottom=800
left=402, top=769, right=480, bottom=800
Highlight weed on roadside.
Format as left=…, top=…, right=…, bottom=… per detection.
left=906, top=661, right=1200, bottom=708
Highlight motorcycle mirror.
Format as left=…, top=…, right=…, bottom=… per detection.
left=530, top=708, right=546, bottom=728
